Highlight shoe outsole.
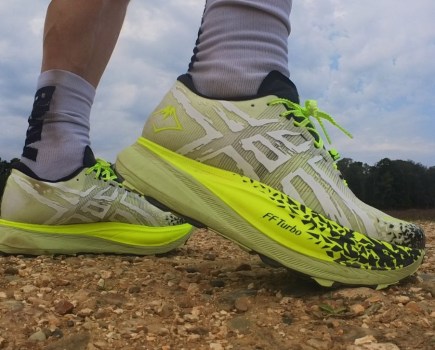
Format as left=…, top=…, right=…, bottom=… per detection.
left=116, top=138, right=425, bottom=289
left=0, top=218, right=194, bottom=256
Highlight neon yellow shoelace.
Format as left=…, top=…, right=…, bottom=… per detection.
left=86, top=159, right=118, bottom=181
left=269, top=99, right=353, bottom=157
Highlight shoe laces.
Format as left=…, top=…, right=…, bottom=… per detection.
left=86, top=159, right=119, bottom=182
left=268, top=99, right=353, bottom=159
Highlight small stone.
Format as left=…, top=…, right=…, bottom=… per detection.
left=0, top=292, right=7, bottom=299
left=55, top=299, right=74, bottom=315
left=3, top=266, right=19, bottom=275
left=187, top=283, right=200, bottom=295
left=77, top=308, right=94, bottom=317
left=354, top=335, right=377, bottom=345
left=94, top=341, right=108, bottom=349
left=350, top=304, right=366, bottom=315
left=234, top=297, right=252, bottom=312
left=51, top=328, right=64, bottom=338
left=54, top=279, right=71, bottom=286
left=307, top=338, right=329, bottom=350
left=228, top=316, right=251, bottom=334
left=97, top=278, right=105, bottom=289
left=185, top=266, right=200, bottom=273
left=334, top=287, right=378, bottom=300
left=282, top=313, right=293, bottom=325
left=209, top=343, right=224, bottom=350
left=158, top=328, right=170, bottom=336
left=395, top=295, right=410, bottom=304
left=210, top=279, right=225, bottom=288
left=128, top=286, right=141, bottom=294
left=100, top=270, right=112, bottom=279
left=21, top=284, right=38, bottom=293
left=235, top=263, right=252, bottom=271
left=405, top=301, right=423, bottom=313
left=28, top=330, right=47, bottom=342
left=204, top=252, right=216, bottom=261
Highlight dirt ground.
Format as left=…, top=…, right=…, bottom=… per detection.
left=0, top=221, right=433, bottom=350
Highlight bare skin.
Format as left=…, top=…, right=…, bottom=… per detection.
left=41, top=0, right=130, bottom=88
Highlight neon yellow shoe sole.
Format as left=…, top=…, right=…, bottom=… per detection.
left=116, top=138, right=425, bottom=288
left=0, top=218, right=193, bottom=256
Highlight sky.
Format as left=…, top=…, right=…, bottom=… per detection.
left=1, top=0, right=434, bottom=167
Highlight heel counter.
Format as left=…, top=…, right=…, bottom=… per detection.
left=1, top=170, right=23, bottom=220
left=0, top=170, right=52, bottom=224
left=141, top=80, right=204, bottom=153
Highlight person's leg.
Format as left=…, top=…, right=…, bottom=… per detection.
left=21, top=0, right=129, bottom=181
left=42, top=0, right=128, bottom=88
left=117, top=0, right=425, bottom=287
left=0, top=0, right=193, bottom=255
left=188, top=0, right=292, bottom=98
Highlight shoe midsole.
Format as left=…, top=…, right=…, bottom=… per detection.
left=0, top=218, right=193, bottom=255
left=116, top=137, right=424, bottom=286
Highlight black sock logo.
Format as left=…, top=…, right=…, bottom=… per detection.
left=22, top=86, right=56, bottom=161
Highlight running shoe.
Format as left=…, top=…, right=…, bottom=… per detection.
left=116, top=71, right=425, bottom=288
left=0, top=147, right=193, bottom=255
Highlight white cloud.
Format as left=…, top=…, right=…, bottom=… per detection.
left=0, top=0, right=434, bottom=167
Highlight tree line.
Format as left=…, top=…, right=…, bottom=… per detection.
left=337, top=158, right=435, bottom=210
left=0, top=157, right=434, bottom=210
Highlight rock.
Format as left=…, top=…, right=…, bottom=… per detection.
left=210, top=279, right=225, bottom=288
left=55, top=299, right=74, bottom=315
left=234, top=296, right=252, bottom=312
left=128, top=285, right=141, bottom=294
left=405, top=301, right=423, bottom=313
left=307, top=338, right=329, bottom=350
left=97, top=278, right=105, bottom=289
left=342, top=326, right=378, bottom=342
left=348, top=335, right=401, bottom=350
left=348, top=343, right=400, bottom=350
left=0, top=300, right=23, bottom=312
left=77, top=308, right=94, bottom=317
left=228, top=316, right=252, bottom=334
left=187, top=283, right=200, bottom=295
left=28, top=330, right=47, bottom=342
left=235, top=263, right=252, bottom=271
left=350, top=304, right=366, bottom=315
left=282, top=312, right=293, bottom=325
left=334, top=287, right=379, bottom=300
left=100, top=293, right=126, bottom=307
left=44, top=332, right=90, bottom=350
left=204, top=252, right=216, bottom=261
left=21, top=284, right=38, bottom=293
left=354, top=335, right=377, bottom=345
left=209, top=343, right=224, bottom=350
left=394, top=295, right=410, bottom=304
left=3, top=266, right=19, bottom=275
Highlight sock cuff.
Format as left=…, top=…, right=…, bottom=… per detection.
left=38, top=70, right=96, bottom=102
left=37, top=70, right=95, bottom=122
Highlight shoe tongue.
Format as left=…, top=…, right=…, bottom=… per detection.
left=83, top=146, right=97, bottom=168
left=257, top=71, right=300, bottom=103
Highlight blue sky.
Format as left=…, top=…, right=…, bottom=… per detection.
left=1, top=0, right=434, bottom=166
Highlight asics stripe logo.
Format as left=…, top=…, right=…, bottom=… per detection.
left=159, top=86, right=375, bottom=234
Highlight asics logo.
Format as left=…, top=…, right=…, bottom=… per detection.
left=166, top=86, right=375, bottom=234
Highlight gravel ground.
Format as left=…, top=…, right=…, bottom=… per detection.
left=0, top=222, right=433, bottom=350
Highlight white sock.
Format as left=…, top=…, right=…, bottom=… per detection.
left=21, top=70, right=95, bottom=181
left=188, top=0, right=292, bottom=98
